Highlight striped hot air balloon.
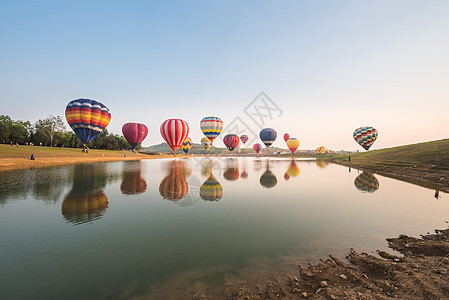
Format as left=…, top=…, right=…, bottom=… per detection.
left=223, top=134, right=239, bottom=152
left=181, top=137, right=193, bottom=154
left=160, top=119, right=189, bottom=153
left=240, top=135, right=249, bottom=144
left=353, top=126, right=378, bottom=150
left=65, top=99, right=111, bottom=143
left=253, top=143, right=262, bottom=154
left=354, top=172, right=380, bottom=193
left=200, top=176, right=223, bottom=201
left=159, top=161, right=189, bottom=200
left=200, top=116, right=223, bottom=143
left=122, top=122, right=148, bottom=149
left=286, top=138, right=300, bottom=154
left=259, top=128, right=277, bottom=148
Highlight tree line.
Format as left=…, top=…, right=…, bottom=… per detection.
left=0, top=115, right=139, bottom=150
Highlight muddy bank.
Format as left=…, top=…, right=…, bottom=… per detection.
left=225, top=228, right=449, bottom=299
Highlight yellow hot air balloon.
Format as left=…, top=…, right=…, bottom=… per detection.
left=201, top=137, right=212, bottom=151
left=286, top=138, right=300, bottom=154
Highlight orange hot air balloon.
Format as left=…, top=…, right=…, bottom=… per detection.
left=286, top=138, right=300, bottom=154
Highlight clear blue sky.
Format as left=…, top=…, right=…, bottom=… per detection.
left=1, top=0, right=448, bottom=150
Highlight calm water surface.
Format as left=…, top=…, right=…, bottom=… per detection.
left=0, top=157, right=447, bottom=299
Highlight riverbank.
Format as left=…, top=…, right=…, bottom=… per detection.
left=0, top=145, right=181, bottom=171
left=325, top=139, right=449, bottom=193
left=226, top=228, right=449, bottom=299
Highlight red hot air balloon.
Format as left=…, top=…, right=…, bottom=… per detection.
left=283, top=133, right=290, bottom=142
left=122, top=123, right=148, bottom=149
left=240, top=135, right=248, bottom=144
left=160, top=119, right=189, bottom=153
left=223, top=134, right=239, bottom=152
left=253, top=143, right=262, bottom=154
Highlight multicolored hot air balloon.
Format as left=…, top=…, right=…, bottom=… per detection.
left=181, top=137, right=193, bottom=154
left=353, top=126, right=378, bottom=150
left=223, top=134, right=239, bottom=152
left=65, top=98, right=111, bottom=144
left=200, top=176, right=223, bottom=201
left=283, top=133, right=290, bottom=142
left=286, top=138, right=300, bottom=154
left=200, top=116, right=223, bottom=144
left=159, top=160, right=189, bottom=200
left=160, top=119, right=189, bottom=153
left=354, top=172, right=380, bottom=193
left=253, top=143, right=262, bottom=154
left=240, top=135, right=248, bottom=145
left=122, top=122, right=148, bottom=149
left=260, top=128, right=277, bottom=148
left=201, top=137, right=212, bottom=151
left=316, top=146, right=328, bottom=154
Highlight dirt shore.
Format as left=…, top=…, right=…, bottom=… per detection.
left=225, top=228, right=449, bottom=299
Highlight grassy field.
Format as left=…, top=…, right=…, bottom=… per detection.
left=325, top=138, right=449, bottom=192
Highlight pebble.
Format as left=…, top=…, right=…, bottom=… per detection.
left=320, top=281, right=329, bottom=287
left=394, top=258, right=400, bottom=262
left=301, top=292, right=308, bottom=298
left=339, top=274, right=347, bottom=280
left=399, top=234, right=409, bottom=239
left=294, top=276, right=299, bottom=282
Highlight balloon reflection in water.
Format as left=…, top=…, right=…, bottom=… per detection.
left=120, top=161, right=147, bottom=195
left=159, top=160, right=191, bottom=201
left=286, top=160, right=300, bottom=177
left=200, top=176, right=223, bottom=201
left=316, top=161, right=330, bottom=169
left=62, top=164, right=109, bottom=224
left=260, top=161, right=277, bottom=188
left=241, top=170, right=248, bottom=179
left=354, top=172, right=380, bottom=193
left=223, top=159, right=239, bottom=181
left=284, top=173, right=290, bottom=181
left=253, top=159, right=263, bottom=172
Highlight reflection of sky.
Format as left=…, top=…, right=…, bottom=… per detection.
left=0, top=158, right=448, bottom=299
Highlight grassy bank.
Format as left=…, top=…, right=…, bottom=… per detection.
left=0, top=144, right=177, bottom=171
left=324, top=139, right=449, bottom=192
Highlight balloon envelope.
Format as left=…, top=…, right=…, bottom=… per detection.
left=159, top=160, right=189, bottom=200
left=200, top=116, right=223, bottom=143
left=201, top=137, right=212, bottom=150
left=354, top=172, right=379, bottom=192
left=240, top=135, right=248, bottom=144
left=122, top=122, right=148, bottom=149
left=260, top=128, right=277, bottom=148
left=181, top=137, right=193, bottom=154
left=353, top=126, right=378, bottom=150
left=283, top=133, right=290, bottom=142
left=160, top=119, right=189, bottom=153
left=223, top=134, right=239, bottom=152
left=286, top=138, right=300, bottom=153
left=200, top=176, right=223, bottom=201
left=65, top=98, right=111, bottom=143
left=253, top=143, right=262, bottom=154
left=316, top=146, right=328, bottom=154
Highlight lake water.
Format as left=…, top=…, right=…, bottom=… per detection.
left=0, top=157, right=447, bottom=299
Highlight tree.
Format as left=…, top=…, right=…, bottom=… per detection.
left=0, top=115, right=11, bottom=143
left=34, top=116, right=66, bottom=147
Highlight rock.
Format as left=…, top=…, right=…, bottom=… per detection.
left=316, top=288, right=322, bottom=294
left=339, top=274, right=347, bottom=280
left=294, top=276, right=299, bottom=282
left=320, top=281, right=329, bottom=287
left=301, top=292, right=308, bottom=298
left=399, top=234, right=409, bottom=239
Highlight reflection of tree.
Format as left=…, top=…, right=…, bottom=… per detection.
left=223, top=159, right=239, bottom=181
left=120, top=160, right=147, bottom=195
left=354, top=172, right=380, bottom=193
left=260, top=161, right=277, bottom=188
left=200, top=176, right=223, bottom=201
left=0, top=170, right=35, bottom=205
left=33, top=168, right=72, bottom=203
left=159, top=160, right=190, bottom=201
left=62, top=164, right=109, bottom=224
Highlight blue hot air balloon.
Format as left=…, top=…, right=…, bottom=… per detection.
left=259, top=128, right=277, bottom=148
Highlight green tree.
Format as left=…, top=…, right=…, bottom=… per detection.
left=33, top=116, right=66, bottom=147
left=0, top=115, right=11, bottom=143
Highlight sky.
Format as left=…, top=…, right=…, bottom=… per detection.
left=1, top=0, right=448, bottom=151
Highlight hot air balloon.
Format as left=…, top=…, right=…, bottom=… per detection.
left=260, top=162, right=277, bottom=188
left=122, top=122, right=148, bottom=149
left=201, top=137, right=212, bottom=151
left=181, top=137, right=193, bottom=154
left=316, top=146, right=328, bottom=154
left=286, top=160, right=300, bottom=177
left=353, top=126, right=378, bottom=150
left=200, top=116, right=223, bottom=143
left=159, top=160, right=190, bottom=200
left=354, top=172, right=379, bottom=193
left=283, top=133, right=290, bottom=142
left=200, top=176, right=223, bottom=201
left=223, top=134, right=239, bottom=152
left=286, top=138, right=300, bottom=154
left=120, top=161, right=147, bottom=195
left=253, top=143, right=262, bottom=154
left=160, top=119, right=189, bottom=153
left=240, top=135, right=249, bottom=145
left=260, top=128, right=277, bottom=148
left=65, top=98, right=111, bottom=144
